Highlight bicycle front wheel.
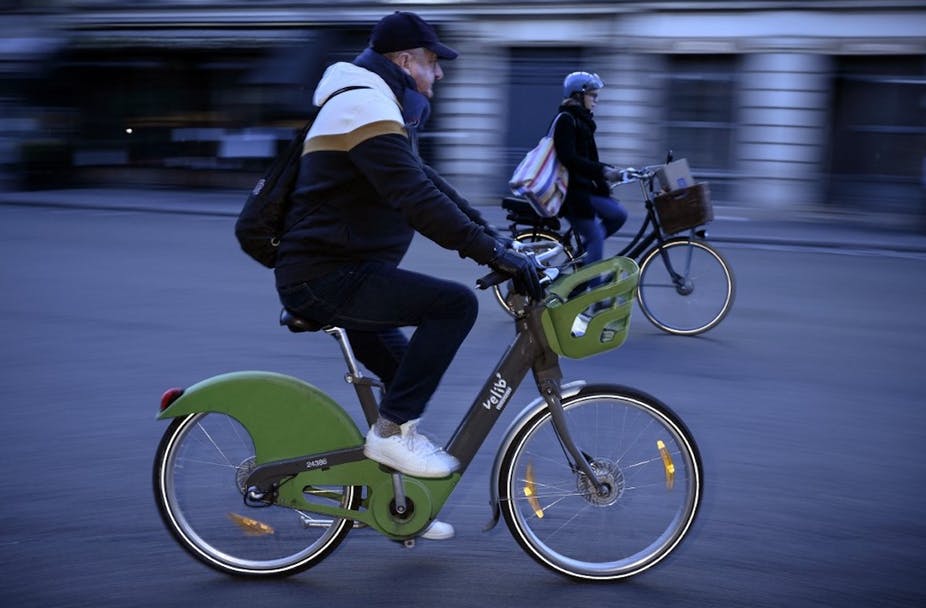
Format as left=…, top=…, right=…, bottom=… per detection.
left=637, top=237, right=735, bottom=336
left=493, top=229, right=578, bottom=316
left=153, top=412, right=361, bottom=577
left=497, top=385, right=702, bottom=581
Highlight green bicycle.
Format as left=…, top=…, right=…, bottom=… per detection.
left=152, top=251, right=703, bottom=581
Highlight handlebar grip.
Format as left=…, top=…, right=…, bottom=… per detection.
left=476, top=270, right=509, bottom=290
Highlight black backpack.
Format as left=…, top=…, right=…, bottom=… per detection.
left=234, top=85, right=369, bottom=268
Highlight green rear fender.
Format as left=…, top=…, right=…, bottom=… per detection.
left=157, top=371, right=362, bottom=463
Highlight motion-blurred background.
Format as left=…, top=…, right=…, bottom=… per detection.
left=2, top=0, right=924, bottom=225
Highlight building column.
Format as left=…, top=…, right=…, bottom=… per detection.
left=592, top=52, right=666, bottom=169
left=737, top=53, right=833, bottom=210
left=429, top=36, right=508, bottom=206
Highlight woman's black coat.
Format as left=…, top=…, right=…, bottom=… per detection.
left=552, top=102, right=609, bottom=220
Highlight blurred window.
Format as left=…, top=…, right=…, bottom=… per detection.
left=27, top=27, right=371, bottom=187
left=828, top=55, right=926, bottom=212
left=830, top=56, right=925, bottom=179
left=663, top=55, right=737, bottom=174
left=504, top=46, right=583, bottom=173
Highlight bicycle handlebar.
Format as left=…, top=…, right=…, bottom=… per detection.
left=616, top=166, right=659, bottom=182
left=475, top=241, right=564, bottom=292
left=475, top=270, right=509, bottom=290
left=512, top=239, right=564, bottom=262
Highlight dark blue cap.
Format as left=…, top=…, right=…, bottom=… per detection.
left=370, top=11, right=458, bottom=60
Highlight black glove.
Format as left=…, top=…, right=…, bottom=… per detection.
left=484, top=225, right=514, bottom=249
left=488, top=247, right=544, bottom=301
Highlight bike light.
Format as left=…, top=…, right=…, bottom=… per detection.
left=657, top=440, right=675, bottom=490
left=160, top=387, right=185, bottom=411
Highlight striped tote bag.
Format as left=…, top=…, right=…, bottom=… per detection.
left=509, top=113, right=569, bottom=218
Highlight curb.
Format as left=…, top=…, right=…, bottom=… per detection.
left=2, top=191, right=926, bottom=256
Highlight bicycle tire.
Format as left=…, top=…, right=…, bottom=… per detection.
left=494, top=229, right=579, bottom=316
left=153, top=412, right=361, bottom=577
left=636, top=237, right=735, bottom=336
left=497, top=384, right=702, bottom=581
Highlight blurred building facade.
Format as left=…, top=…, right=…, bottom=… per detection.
left=2, top=1, right=925, bottom=219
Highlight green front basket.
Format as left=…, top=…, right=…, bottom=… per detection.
left=540, top=256, right=640, bottom=359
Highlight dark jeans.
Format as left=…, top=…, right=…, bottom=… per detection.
left=277, top=261, right=478, bottom=425
left=567, top=194, right=628, bottom=266
left=566, top=194, right=628, bottom=293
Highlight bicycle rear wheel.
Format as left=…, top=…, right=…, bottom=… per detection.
left=637, top=237, right=735, bottom=336
left=497, top=385, right=702, bottom=581
left=153, top=412, right=360, bottom=577
left=494, top=229, right=578, bottom=316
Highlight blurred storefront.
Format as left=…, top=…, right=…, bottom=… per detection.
left=3, top=1, right=925, bottom=219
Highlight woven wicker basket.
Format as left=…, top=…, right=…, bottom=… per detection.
left=654, top=182, right=713, bottom=235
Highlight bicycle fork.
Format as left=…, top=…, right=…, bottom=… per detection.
left=526, top=308, right=609, bottom=495
left=537, top=378, right=609, bottom=496
left=656, top=234, right=696, bottom=296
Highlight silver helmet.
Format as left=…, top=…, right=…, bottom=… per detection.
left=563, top=71, right=604, bottom=98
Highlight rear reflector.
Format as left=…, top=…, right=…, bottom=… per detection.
left=160, top=387, right=185, bottom=411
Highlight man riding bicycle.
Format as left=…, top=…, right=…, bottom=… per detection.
left=273, top=11, right=541, bottom=539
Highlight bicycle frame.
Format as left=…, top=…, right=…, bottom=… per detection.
left=157, top=300, right=603, bottom=540
left=507, top=173, right=698, bottom=288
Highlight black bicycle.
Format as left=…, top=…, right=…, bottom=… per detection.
left=494, top=162, right=735, bottom=336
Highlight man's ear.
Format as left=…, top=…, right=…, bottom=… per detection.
left=396, top=52, right=413, bottom=70
left=393, top=52, right=414, bottom=75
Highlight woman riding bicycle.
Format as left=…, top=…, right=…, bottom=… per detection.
left=553, top=71, right=628, bottom=275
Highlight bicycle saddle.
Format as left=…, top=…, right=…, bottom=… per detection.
left=279, top=308, right=325, bottom=333
left=502, top=197, right=561, bottom=231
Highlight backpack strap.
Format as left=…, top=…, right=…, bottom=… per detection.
left=324, top=85, right=371, bottom=104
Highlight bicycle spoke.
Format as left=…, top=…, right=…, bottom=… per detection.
left=537, top=501, right=594, bottom=541
left=174, top=456, right=241, bottom=469
left=195, top=421, right=236, bottom=467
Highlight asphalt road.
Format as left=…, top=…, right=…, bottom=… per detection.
left=1, top=204, right=924, bottom=607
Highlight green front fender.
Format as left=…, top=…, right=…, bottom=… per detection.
left=157, top=371, right=362, bottom=463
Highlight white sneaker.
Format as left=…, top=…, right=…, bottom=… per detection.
left=363, top=419, right=459, bottom=478
left=419, top=520, right=455, bottom=540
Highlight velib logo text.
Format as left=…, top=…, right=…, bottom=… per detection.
left=482, top=373, right=513, bottom=411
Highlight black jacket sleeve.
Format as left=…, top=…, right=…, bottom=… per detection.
left=553, top=114, right=607, bottom=182
left=421, top=164, right=491, bottom=230
left=348, top=133, right=499, bottom=264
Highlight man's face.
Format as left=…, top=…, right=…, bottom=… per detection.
left=399, top=48, right=444, bottom=98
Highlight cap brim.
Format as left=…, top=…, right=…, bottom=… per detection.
left=427, top=41, right=458, bottom=60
